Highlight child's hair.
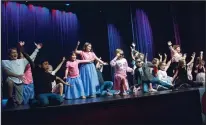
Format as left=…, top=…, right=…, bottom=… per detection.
left=152, top=58, right=159, bottom=65
left=39, top=58, right=49, bottom=65
left=178, top=59, right=185, bottom=67
left=69, top=51, right=76, bottom=60
left=8, top=47, right=17, bottom=55
left=159, top=62, right=165, bottom=67
left=133, top=50, right=138, bottom=55
left=137, top=53, right=144, bottom=61
left=173, top=45, right=180, bottom=50
left=116, top=49, right=124, bottom=57
left=83, top=42, right=93, bottom=52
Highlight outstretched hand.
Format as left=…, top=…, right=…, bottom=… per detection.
left=103, top=62, right=108, bottom=65
left=168, top=41, right=172, bottom=46
left=191, top=52, right=196, bottom=58
left=62, top=57, right=66, bottom=61
left=34, top=42, right=43, bottom=49
left=19, top=41, right=25, bottom=46
left=77, top=41, right=80, bottom=46
left=158, top=54, right=162, bottom=58
left=164, top=53, right=167, bottom=57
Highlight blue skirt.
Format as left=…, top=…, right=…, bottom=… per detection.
left=23, top=83, right=34, bottom=104
left=65, top=76, right=85, bottom=99
left=80, top=63, right=100, bottom=96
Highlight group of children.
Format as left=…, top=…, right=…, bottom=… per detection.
left=1, top=40, right=205, bottom=107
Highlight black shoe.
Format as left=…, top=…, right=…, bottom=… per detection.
left=6, top=98, right=17, bottom=108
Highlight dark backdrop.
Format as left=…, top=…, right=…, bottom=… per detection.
left=1, top=1, right=205, bottom=88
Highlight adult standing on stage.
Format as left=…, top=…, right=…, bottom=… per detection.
left=75, top=41, right=108, bottom=98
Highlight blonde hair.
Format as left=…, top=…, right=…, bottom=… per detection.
left=116, top=49, right=123, bottom=54
left=173, top=45, right=180, bottom=50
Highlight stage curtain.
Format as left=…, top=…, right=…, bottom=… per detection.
left=2, top=2, right=79, bottom=61
left=132, top=9, right=154, bottom=61
left=107, top=24, right=123, bottom=79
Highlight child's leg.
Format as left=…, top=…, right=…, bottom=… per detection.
left=6, top=79, right=14, bottom=99
left=143, top=82, right=149, bottom=93
left=52, top=83, right=63, bottom=96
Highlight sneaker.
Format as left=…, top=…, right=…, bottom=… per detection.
left=114, top=90, right=120, bottom=95
left=106, top=92, right=112, bottom=96
left=149, top=88, right=157, bottom=93
left=81, top=96, right=86, bottom=99
left=121, top=92, right=129, bottom=96
left=90, top=95, right=96, bottom=98
left=157, top=85, right=168, bottom=91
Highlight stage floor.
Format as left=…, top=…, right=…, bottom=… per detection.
left=2, top=87, right=205, bottom=112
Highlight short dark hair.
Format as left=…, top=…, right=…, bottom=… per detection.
left=8, top=48, right=17, bottom=55
left=39, top=58, right=49, bottom=65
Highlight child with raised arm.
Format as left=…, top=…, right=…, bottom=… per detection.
left=167, top=41, right=183, bottom=76
left=2, top=41, right=41, bottom=107
left=64, top=52, right=93, bottom=99
left=110, top=49, right=133, bottom=96
left=75, top=41, right=107, bottom=97
left=173, top=52, right=203, bottom=89
left=195, top=51, right=205, bottom=84
left=18, top=42, right=42, bottom=104
left=20, top=48, right=70, bottom=107
left=157, top=60, right=172, bottom=88
left=47, top=57, right=66, bottom=96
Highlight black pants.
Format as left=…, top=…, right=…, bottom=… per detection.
left=174, top=79, right=203, bottom=89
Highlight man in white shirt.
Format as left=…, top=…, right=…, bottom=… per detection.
left=2, top=42, right=40, bottom=107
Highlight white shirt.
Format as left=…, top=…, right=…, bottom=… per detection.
left=51, top=71, right=56, bottom=89
left=157, top=70, right=168, bottom=83
left=2, top=59, right=28, bottom=84
left=2, top=49, right=39, bottom=84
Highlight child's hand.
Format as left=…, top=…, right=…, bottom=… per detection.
left=62, top=57, right=66, bottom=61
left=34, top=42, right=43, bottom=49
left=164, top=53, right=167, bottom=57
left=116, top=53, right=121, bottom=58
left=158, top=54, right=162, bottom=58
left=191, top=52, right=196, bottom=58
left=168, top=41, right=172, bottom=46
left=19, top=41, right=25, bottom=46
left=77, top=41, right=80, bottom=46
left=63, top=76, right=67, bottom=80
left=103, top=62, right=108, bottom=65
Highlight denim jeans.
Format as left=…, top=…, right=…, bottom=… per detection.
left=36, top=93, right=63, bottom=107
left=97, top=81, right=113, bottom=96
left=143, top=77, right=172, bottom=93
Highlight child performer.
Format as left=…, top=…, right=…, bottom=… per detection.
left=18, top=42, right=42, bottom=104
left=167, top=41, right=183, bottom=76
left=75, top=41, right=108, bottom=98
left=47, top=57, right=66, bottom=96
left=64, top=52, right=94, bottom=99
left=195, top=51, right=205, bottom=84
left=157, top=60, right=173, bottom=88
left=2, top=41, right=41, bottom=107
left=173, top=52, right=203, bottom=89
left=20, top=49, right=70, bottom=107
left=96, top=57, right=114, bottom=96
left=110, top=49, right=133, bottom=96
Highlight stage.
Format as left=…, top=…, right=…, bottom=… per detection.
left=2, top=87, right=205, bottom=125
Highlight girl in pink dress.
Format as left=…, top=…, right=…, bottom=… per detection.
left=110, top=49, right=133, bottom=96
left=75, top=41, right=107, bottom=97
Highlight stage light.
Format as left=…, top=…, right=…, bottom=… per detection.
left=65, top=4, right=70, bottom=6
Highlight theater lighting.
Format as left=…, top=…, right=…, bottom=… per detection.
left=65, top=4, right=70, bottom=6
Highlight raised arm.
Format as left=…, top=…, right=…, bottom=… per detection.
left=187, top=52, right=195, bottom=66
left=168, top=41, right=176, bottom=54
left=165, top=60, right=171, bottom=71
left=96, top=57, right=103, bottom=72
left=163, top=53, right=167, bottom=63
left=145, top=53, right=148, bottom=63
left=158, top=54, right=163, bottom=62
left=130, top=47, right=135, bottom=60
left=74, top=41, right=82, bottom=55
left=29, top=42, right=42, bottom=61
left=110, top=56, right=118, bottom=67
left=200, top=51, right=203, bottom=60
left=53, top=57, right=66, bottom=74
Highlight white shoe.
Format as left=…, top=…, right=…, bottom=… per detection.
left=114, top=90, right=120, bottom=95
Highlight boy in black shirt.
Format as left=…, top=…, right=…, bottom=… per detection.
left=21, top=49, right=70, bottom=107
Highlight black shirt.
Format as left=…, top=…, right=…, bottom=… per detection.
left=32, top=67, right=56, bottom=95
left=21, top=51, right=56, bottom=95
left=96, top=69, right=104, bottom=85
left=177, top=66, right=188, bottom=82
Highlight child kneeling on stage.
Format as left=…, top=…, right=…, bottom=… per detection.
left=21, top=49, right=70, bottom=107
left=96, top=58, right=115, bottom=96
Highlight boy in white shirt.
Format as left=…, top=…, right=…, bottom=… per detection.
left=2, top=42, right=40, bottom=107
